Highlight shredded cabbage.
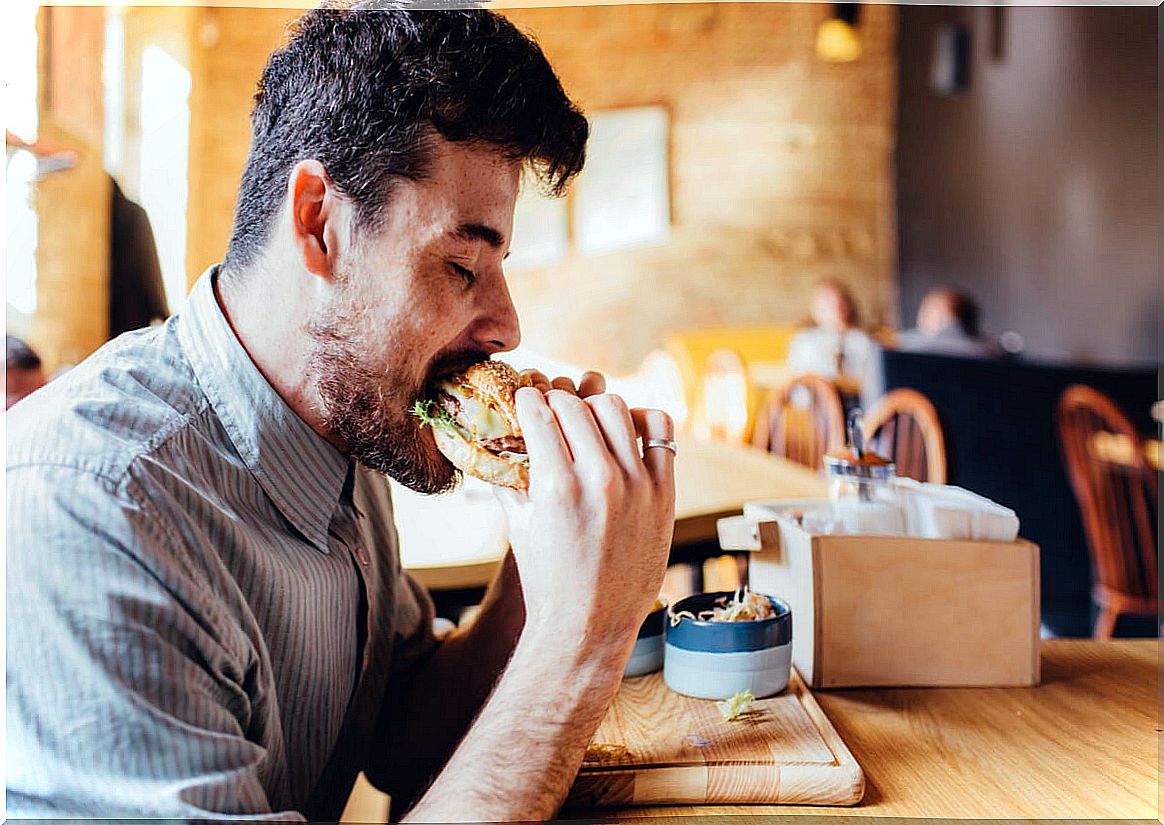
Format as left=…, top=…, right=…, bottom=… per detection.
left=717, top=690, right=756, bottom=722
left=669, top=586, right=774, bottom=627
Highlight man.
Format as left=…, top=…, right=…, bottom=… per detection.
left=896, top=286, right=994, bottom=357
left=7, top=6, right=676, bottom=821
left=5, top=335, right=48, bottom=409
left=862, top=286, right=995, bottom=405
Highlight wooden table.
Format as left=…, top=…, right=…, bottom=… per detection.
left=671, top=436, right=825, bottom=545
left=571, top=640, right=1158, bottom=820
left=399, top=436, right=827, bottom=589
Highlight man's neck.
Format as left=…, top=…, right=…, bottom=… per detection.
left=214, top=264, right=346, bottom=452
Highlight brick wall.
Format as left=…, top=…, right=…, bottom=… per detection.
left=502, top=2, right=898, bottom=373
left=178, top=3, right=897, bottom=375
left=33, top=119, right=111, bottom=373
left=32, top=7, right=110, bottom=372
left=185, top=7, right=299, bottom=284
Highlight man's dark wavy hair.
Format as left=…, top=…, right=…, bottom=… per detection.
left=222, top=2, right=588, bottom=272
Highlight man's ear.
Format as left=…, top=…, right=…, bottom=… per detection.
left=286, top=159, right=345, bottom=280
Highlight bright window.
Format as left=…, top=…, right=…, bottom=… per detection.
left=139, top=45, right=191, bottom=312
left=5, top=1, right=41, bottom=326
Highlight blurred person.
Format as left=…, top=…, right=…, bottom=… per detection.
left=7, top=7, right=676, bottom=823
left=896, top=286, right=995, bottom=357
left=862, top=286, right=996, bottom=405
left=6, top=335, right=47, bottom=409
left=786, top=278, right=873, bottom=379
left=109, top=178, right=169, bottom=337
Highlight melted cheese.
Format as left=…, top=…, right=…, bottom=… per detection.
left=442, top=384, right=511, bottom=440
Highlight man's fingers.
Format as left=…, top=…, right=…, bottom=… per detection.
left=588, top=394, right=642, bottom=475
left=550, top=376, right=577, bottom=394
left=545, top=389, right=610, bottom=470
left=518, top=369, right=606, bottom=398
left=578, top=371, right=607, bottom=398
left=631, top=407, right=676, bottom=489
left=520, top=369, right=552, bottom=393
left=515, top=387, right=573, bottom=476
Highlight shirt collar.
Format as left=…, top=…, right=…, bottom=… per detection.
left=178, top=266, right=350, bottom=554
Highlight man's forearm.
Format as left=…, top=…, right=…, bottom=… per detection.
left=387, top=382, right=676, bottom=820
left=403, top=621, right=631, bottom=822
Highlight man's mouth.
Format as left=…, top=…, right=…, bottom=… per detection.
left=420, top=354, right=489, bottom=402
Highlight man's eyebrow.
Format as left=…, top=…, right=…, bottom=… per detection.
left=451, top=222, right=506, bottom=250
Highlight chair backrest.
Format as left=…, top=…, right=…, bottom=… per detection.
left=1057, top=385, right=1159, bottom=607
left=664, top=326, right=799, bottom=435
left=863, top=388, right=947, bottom=483
left=878, top=347, right=1157, bottom=637
left=751, top=373, right=845, bottom=470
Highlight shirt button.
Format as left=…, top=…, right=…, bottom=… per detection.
left=353, top=546, right=370, bottom=566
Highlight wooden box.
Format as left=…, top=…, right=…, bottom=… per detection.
left=719, top=503, right=1041, bottom=689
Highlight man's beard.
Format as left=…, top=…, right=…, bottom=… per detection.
left=305, top=297, right=481, bottom=494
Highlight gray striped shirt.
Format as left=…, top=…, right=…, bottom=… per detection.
left=7, top=268, right=438, bottom=819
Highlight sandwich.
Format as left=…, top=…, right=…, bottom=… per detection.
left=412, top=360, right=530, bottom=490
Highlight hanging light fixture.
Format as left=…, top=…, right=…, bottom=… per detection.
left=816, top=3, right=862, bottom=63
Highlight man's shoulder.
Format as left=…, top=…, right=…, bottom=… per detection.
left=7, top=319, right=211, bottom=483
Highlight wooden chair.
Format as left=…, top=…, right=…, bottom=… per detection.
left=862, top=388, right=948, bottom=483
left=1057, top=385, right=1159, bottom=639
left=751, top=373, right=845, bottom=470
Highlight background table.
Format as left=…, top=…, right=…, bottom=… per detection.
left=393, top=476, right=510, bottom=590
left=396, top=436, right=828, bottom=591
left=568, top=640, right=1158, bottom=820
left=671, top=436, right=825, bottom=546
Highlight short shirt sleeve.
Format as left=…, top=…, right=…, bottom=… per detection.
left=389, top=569, right=440, bottom=678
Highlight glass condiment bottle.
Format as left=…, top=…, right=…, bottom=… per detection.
left=823, top=409, right=904, bottom=535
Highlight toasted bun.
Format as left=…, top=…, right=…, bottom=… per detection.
left=448, top=360, right=527, bottom=434
left=432, top=421, right=529, bottom=490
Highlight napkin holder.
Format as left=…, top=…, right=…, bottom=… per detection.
left=718, top=501, right=1040, bottom=689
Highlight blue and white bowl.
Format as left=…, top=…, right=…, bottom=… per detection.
left=624, top=599, right=667, bottom=678
left=663, top=591, right=792, bottom=699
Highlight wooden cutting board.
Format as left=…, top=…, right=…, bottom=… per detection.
left=567, top=668, right=864, bottom=807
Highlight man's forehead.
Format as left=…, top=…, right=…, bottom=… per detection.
left=422, top=135, right=522, bottom=181
left=374, top=171, right=514, bottom=244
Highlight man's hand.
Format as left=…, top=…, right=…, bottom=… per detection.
left=497, top=372, right=676, bottom=646
left=403, top=371, right=676, bottom=823
left=519, top=368, right=607, bottom=398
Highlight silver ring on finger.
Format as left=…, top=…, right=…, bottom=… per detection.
left=643, top=438, right=678, bottom=456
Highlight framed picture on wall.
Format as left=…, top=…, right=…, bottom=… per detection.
left=573, top=105, right=671, bottom=256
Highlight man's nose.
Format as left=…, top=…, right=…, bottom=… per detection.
left=473, top=276, right=522, bottom=354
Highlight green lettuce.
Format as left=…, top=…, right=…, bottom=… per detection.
left=410, top=399, right=457, bottom=431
